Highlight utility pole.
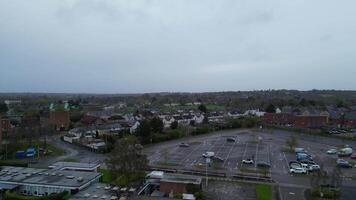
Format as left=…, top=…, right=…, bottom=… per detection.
left=206, top=158, right=210, bottom=188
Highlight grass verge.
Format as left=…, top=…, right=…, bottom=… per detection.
left=100, top=169, right=112, bottom=183
left=256, top=184, right=272, bottom=200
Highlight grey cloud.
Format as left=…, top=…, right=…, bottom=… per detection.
left=0, top=0, right=356, bottom=93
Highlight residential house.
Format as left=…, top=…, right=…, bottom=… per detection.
left=227, top=111, right=243, bottom=119
left=162, top=116, right=175, bottom=128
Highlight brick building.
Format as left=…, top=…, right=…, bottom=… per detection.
left=159, top=174, right=202, bottom=196
left=146, top=171, right=202, bottom=196
left=263, top=112, right=328, bottom=129
left=294, top=115, right=328, bottom=129
left=49, top=110, right=70, bottom=131
left=49, top=103, right=70, bottom=131
left=344, top=111, right=356, bottom=127
left=1, top=118, right=11, bottom=130
left=263, top=113, right=295, bottom=126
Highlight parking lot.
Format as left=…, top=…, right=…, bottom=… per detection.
left=146, top=131, right=276, bottom=175
left=144, top=129, right=356, bottom=190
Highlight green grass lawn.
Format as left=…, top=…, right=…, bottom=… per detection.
left=256, top=184, right=272, bottom=200
left=155, top=161, right=180, bottom=167
left=100, top=169, right=113, bottom=183
left=206, top=104, right=225, bottom=110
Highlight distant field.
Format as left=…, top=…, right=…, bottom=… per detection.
left=159, top=104, right=225, bottom=112
left=206, top=104, right=225, bottom=110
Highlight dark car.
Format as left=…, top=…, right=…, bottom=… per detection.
left=226, top=137, right=237, bottom=142
left=212, top=156, right=224, bottom=162
left=179, top=143, right=189, bottom=147
left=300, top=160, right=316, bottom=165
left=337, top=163, right=352, bottom=168
left=337, top=159, right=352, bottom=168
left=257, top=162, right=271, bottom=168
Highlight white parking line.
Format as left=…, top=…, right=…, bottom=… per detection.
left=255, top=142, right=259, bottom=168
left=240, top=143, right=248, bottom=168
left=179, top=142, right=204, bottom=165
left=190, top=137, right=221, bottom=165
left=223, top=139, right=238, bottom=167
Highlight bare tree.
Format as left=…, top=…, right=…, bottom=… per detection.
left=106, top=136, right=148, bottom=180
left=285, top=136, right=298, bottom=152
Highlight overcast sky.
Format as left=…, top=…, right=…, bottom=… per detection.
left=0, top=0, right=355, bottom=93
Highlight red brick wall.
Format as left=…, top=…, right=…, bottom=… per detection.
left=1, top=119, right=11, bottom=130
left=263, top=113, right=294, bottom=125
left=294, top=116, right=327, bottom=128
left=344, top=119, right=356, bottom=127
left=49, top=111, right=70, bottom=130
left=160, top=181, right=187, bottom=195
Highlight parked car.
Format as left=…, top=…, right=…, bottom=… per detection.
left=308, top=164, right=321, bottom=171
left=327, top=149, right=337, bottom=154
left=350, top=153, right=356, bottom=159
left=337, top=162, right=352, bottom=168
left=212, top=156, right=224, bottom=162
left=179, top=142, right=189, bottom=147
left=300, top=160, right=316, bottom=166
left=202, top=152, right=215, bottom=158
left=295, top=148, right=307, bottom=154
left=290, top=167, right=307, bottom=174
left=257, top=162, right=271, bottom=168
left=289, top=161, right=302, bottom=169
left=226, top=137, right=237, bottom=142
left=336, top=159, right=352, bottom=168
left=296, top=153, right=313, bottom=161
left=338, top=147, right=353, bottom=157
left=242, top=159, right=254, bottom=164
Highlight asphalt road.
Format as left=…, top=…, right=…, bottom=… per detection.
left=32, top=135, right=106, bottom=168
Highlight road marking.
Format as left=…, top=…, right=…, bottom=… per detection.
left=194, top=137, right=221, bottom=165
left=223, top=138, right=238, bottom=167
left=283, top=152, right=289, bottom=173
left=268, top=145, right=271, bottom=176
left=241, top=143, right=248, bottom=168
left=179, top=141, right=204, bottom=165
left=255, top=141, right=259, bottom=168
left=289, top=192, right=295, bottom=195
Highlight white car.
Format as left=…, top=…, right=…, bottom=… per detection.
left=242, top=159, right=254, bottom=164
left=308, top=164, right=321, bottom=171
left=327, top=149, right=337, bottom=154
left=202, top=152, right=215, bottom=158
left=290, top=167, right=307, bottom=174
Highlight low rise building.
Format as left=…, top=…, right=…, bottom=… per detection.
left=0, top=166, right=101, bottom=196
left=69, top=183, right=117, bottom=200
left=294, top=115, right=328, bottom=129
left=145, top=171, right=201, bottom=197
left=49, top=103, right=70, bottom=131
left=48, top=162, right=101, bottom=172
